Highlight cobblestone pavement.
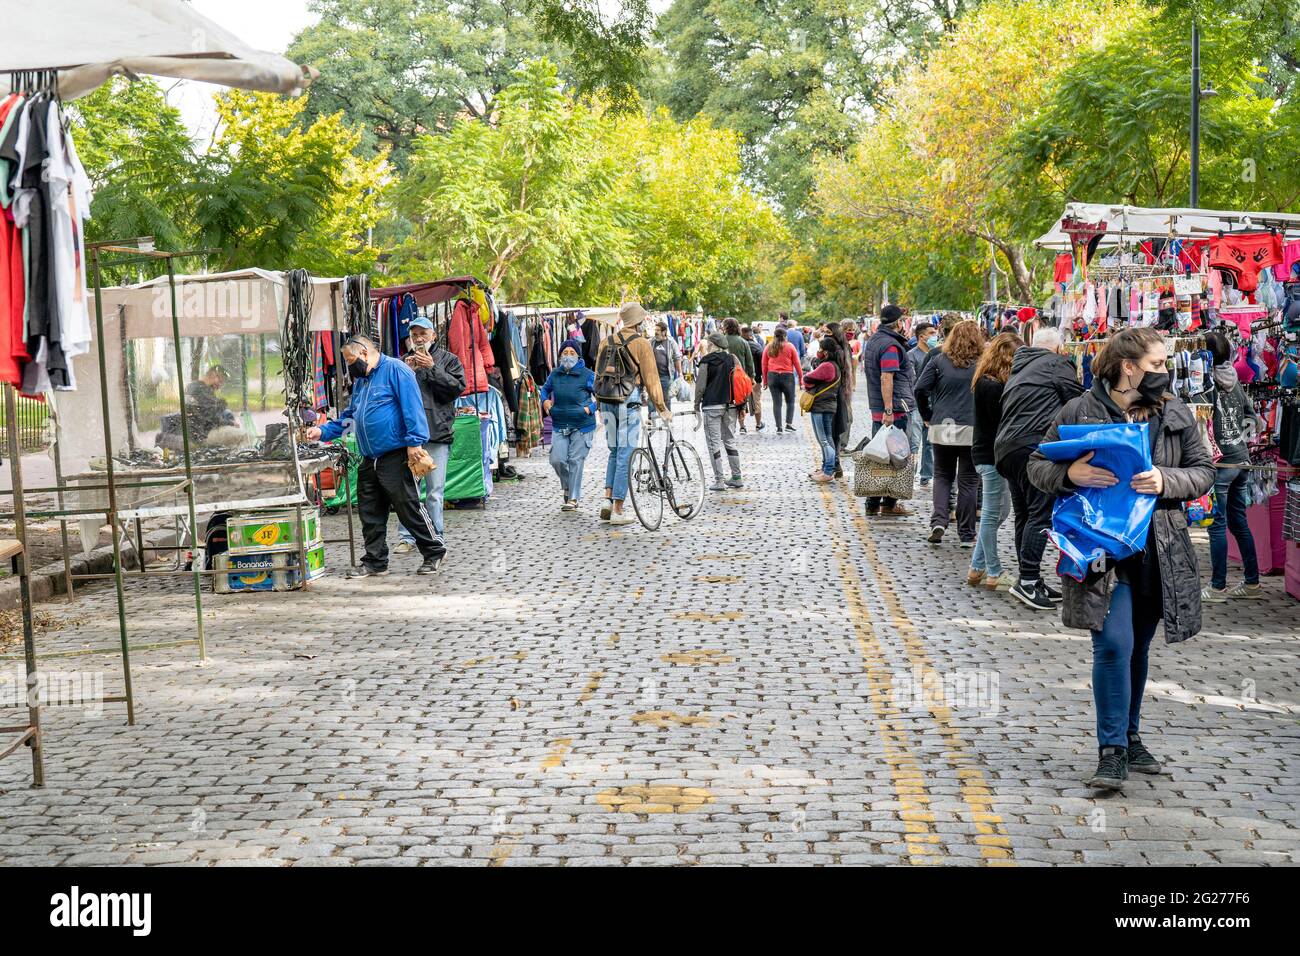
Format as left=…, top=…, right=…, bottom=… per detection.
left=1, top=389, right=1297, bottom=866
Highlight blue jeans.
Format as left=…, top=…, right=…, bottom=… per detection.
left=550, top=427, right=595, bottom=501
left=398, top=441, right=451, bottom=546
left=908, top=408, right=933, bottom=480
left=601, top=400, right=642, bottom=502
left=970, top=463, right=1010, bottom=576
left=1207, top=468, right=1259, bottom=589
left=1091, top=581, right=1162, bottom=747
left=811, top=411, right=837, bottom=476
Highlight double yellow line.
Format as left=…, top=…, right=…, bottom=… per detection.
left=810, top=433, right=1015, bottom=865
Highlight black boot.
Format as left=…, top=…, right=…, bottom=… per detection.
left=1126, top=734, right=1163, bottom=774
left=1088, top=745, right=1128, bottom=791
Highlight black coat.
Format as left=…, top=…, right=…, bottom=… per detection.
left=1026, top=384, right=1215, bottom=644
left=994, top=347, right=1085, bottom=465
left=411, top=347, right=466, bottom=444
left=914, top=352, right=976, bottom=428
left=695, top=350, right=736, bottom=409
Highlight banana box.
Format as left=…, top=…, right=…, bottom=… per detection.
left=213, top=544, right=326, bottom=593
left=226, top=509, right=322, bottom=556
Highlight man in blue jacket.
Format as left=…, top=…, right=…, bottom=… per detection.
left=306, top=335, right=441, bottom=577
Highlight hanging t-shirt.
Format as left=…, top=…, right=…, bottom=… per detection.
left=44, top=100, right=93, bottom=381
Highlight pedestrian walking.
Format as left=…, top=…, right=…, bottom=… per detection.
left=394, top=317, right=465, bottom=556
left=915, top=319, right=982, bottom=545
left=994, top=325, right=1084, bottom=609
left=762, top=325, right=803, bottom=433
left=907, top=317, right=938, bottom=487
left=651, top=320, right=683, bottom=417
left=967, top=331, right=1022, bottom=588
left=593, top=302, right=670, bottom=527
left=1027, top=328, right=1214, bottom=791
left=782, top=315, right=806, bottom=363
left=695, top=332, right=744, bottom=491
left=540, top=338, right=598, bottom=512
left=738, top=323, right=766, bottom=432
left=803, top=337, right=841, bottom=482
left=1200, top=330, right=1265, bottom=602
left=860, top=305, right=914, bottom=516
left=305, top=335, right=442, bottom=577
left=825, top=320, right=855, bottom=470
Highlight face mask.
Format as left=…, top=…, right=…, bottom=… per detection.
left=348, top=356, right=370, bottom=379
left=1135, top=370, right=1169, bottom=405
left=560, top=355, right=577, bottom=370
left=926, top=335, right=939, bottom=349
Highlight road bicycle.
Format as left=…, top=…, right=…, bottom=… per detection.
left=626, top=410, right=706, bottom=531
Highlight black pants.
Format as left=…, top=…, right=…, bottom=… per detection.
left=358, top=449, right=441, bottom=570
left=767, top=372, right=796, bottom=426
left=865, top=417, right=904, bottom=511
left=998, top=444, right=1054, bottom=582
left=931, top=443, right=978, bottom=540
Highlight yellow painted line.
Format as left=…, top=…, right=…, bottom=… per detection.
left=675, top=611, right=743, bottom=623
left=814, top=432, right=1015, bottom=866
left=455, top=655, right=495, bottom=670
left=660, top=649, right=736, bottom=666
left=578, top=671, right=604, bottom=703
left=631, top=710, right=713, bottom=729
left=595, top=785, right=716, bottom=814
left=540, top=737, right=573, bottom=770
left=607, top=632, right=620, bottom=648
left=695, top=574, right=743, bottom=584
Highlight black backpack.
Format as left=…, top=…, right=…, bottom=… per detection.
left=595, top=331, right=642, bottom=404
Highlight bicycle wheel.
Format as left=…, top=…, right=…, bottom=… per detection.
left=664, top=440, right=706, bottom=520
left=627, top=446, right=664, bottom=531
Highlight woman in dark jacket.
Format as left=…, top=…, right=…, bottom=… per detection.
left=539, top=339, right=598, bottom=511
left=1027, top=328, right=1214, bottom=792
left=914, top=320, right=982, bottom=544
left=968, top=331, right=1022, bottom=588
left=803, top=338, right=842, bottom=482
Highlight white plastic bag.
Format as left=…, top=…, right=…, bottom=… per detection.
left=884, top=425, right=911, bottom=467
left=863, top=424, right=895, bottom=464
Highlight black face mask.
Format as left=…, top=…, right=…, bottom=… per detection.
left=348, top=357, right=370, bottom=379
left=1136, top=370, right=1169, bottom=405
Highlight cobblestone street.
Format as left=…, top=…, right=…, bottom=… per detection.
left=1, top=390, right=1297, bottom=867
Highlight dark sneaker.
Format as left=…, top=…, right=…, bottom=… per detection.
left=416, top=556, right=444, bottom=575
left=1088, top=745, right=1128, bottom=791
left=726, top=477, right=745, bottom=489
left=1126, top=734, right=1163, bottom=774
left=347, top=564, right=389, bottom=579
left=864, top=504, right=881, bottom=517
left=927, top=526, right=944, bottom=544
left=1010, top=579, right=1054, bottom=610
left=834, top=466, right=844, bottom=479
left=1041, top=580, right=1063, bottom=603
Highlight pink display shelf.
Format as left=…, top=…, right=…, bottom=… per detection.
left=1229, top=481, right=1289, bottom=575
left=1286, top=541, right=1300, bottom=602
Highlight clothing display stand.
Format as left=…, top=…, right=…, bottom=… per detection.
left=0, top=384, right=45, bottom=786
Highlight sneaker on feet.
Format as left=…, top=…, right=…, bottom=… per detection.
left=609, top=512, right=634, bottom=526
left=959, top=539, right=975, bottom=549
left=864, top=504, right=881, bottom=517
left=347, top=564, right=389, bottom=579
left=1126, top=734, right=1163, bottom=774
left=561, top=500, right=577, bottom=512
left=708, top=481, right=727, bottom=492
left=918, top=478, right=931, bottom=488
left=809, top=473, right=833, bottom=484
left=599, top=502, right=612, bottom=521
left=1010, top=579, right=1054, bottom=610
left=927, top=526, right=944, bottom=544
left=756, top=423, right=766, bottom=432
left=1088, top=745, right=1129, bottom=790
left=416, top=556, right=444, bottom=575
left=1229, top=582, right=1263, bottom=599
left=1040, top=580, right=1063, bottom=603
left=726, top=477, right=745, bottom=489
left=1200, top=585, right=1228, bottom=603
left=393, top=541, right=415, bottom=554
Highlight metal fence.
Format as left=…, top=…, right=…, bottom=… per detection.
left=3, top=395, right=51, bottom=452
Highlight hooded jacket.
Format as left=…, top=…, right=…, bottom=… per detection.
left=695, top=350, right=736, bottom=409
left=409, top=346, right=466, bottom=445
left=1026, top=382, right=1214, bottom=644
left=448, top=297, right=494, bottom=396
left=994, top=347, right=1085, bottom=465
left=539, top=357, right=598, bottom=434
left=320, top=354, right=429, bottom=458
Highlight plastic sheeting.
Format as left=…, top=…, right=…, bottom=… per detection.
left=1037, top=423, right=1156, bottom=582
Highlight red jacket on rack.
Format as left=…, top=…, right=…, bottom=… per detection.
left=448, top=297, right=494, bottom=395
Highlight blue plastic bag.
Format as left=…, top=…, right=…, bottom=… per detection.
left=1037, top=423, right=1155, bottom=581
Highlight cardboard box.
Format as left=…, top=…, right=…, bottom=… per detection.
left=227, top=509, right=321, bottom=555
left=213, top=544, right=326, bottom=593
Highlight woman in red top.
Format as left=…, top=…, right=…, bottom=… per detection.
left=761, top=326, right=804, bottom=433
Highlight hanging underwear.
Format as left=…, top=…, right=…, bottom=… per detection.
left=1053, top=253, right=1073, bottom=284
left=1209, top=232, right=1283, bottom=293
left=1272, top=239, right=1300, bottom=281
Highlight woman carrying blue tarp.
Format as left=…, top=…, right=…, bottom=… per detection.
left=1028, top=328, right=1214, bottom=793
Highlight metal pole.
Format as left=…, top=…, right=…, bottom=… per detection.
left=91, top=246, right=135, bottom=725
left=1191, top=20, right=1200, bottom=207
left=259, top=334, right=267, bottom=412
left=167, top=258, right=206, bottom=660
left=7, top=385, right=44, bottom=785
left=330, top=285, right=356, bottom=567
left=48, top=406, right=73, bottom=603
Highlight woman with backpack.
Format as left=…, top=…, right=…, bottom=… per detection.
left=1027, top=327, right=1214, bottom=791
left=694, top=332, right=744, bottom=491
left=914, top=320, right=982, bottom=545
left=803, top=337, right=841, bottom=483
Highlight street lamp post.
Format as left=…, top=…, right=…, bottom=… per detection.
left=1191, top=21, right=1201, bottom=206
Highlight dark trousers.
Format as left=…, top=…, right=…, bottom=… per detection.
left=767, top=372, right=796, bottom=427
left=865, top=417, right=906, bottom=511
left=1207, top=467, right=1259, bottom=589
left=931, top=443, right=978, bottom=539
left=1091, top=581, right=1161, bottom=747
left=358, top=449, right=441, bottom=570
left=998, top=444, right=1054, bottom=582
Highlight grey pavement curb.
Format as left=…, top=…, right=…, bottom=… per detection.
left=0, top=527, right=180, bottom=611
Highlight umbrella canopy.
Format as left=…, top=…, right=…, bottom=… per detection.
left=0, top=0, right=313, bottom=99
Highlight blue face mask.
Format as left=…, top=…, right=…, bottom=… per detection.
left=560, top=354, right=578, bottom=370
left=926, top=335, right=939, bottom=349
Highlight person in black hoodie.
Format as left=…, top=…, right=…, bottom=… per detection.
left=994, top=325, right=1084, bottom=610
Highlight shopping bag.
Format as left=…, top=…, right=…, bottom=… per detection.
left=1037, top=423, right=1155, bottom=581
left=862, top=423, right=906, bottom=464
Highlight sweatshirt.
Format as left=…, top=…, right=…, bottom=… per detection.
left=761, top=342, right=804, bottom=385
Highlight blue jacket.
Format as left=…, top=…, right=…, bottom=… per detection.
left=319, top=354, right=429, bottom=457
left=538, top=360, right=598, bottom=434
left=785, top=327, right=805, bottom=359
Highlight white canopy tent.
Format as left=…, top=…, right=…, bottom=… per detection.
left=0, top=0, right=313, bottom=99
left=1034, top=202, right=1300, bottom=249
